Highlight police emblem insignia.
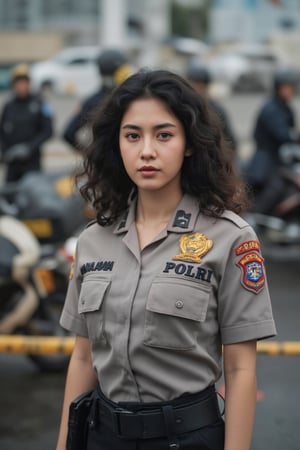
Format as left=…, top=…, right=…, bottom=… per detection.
left=237, top=252, right=265, bottom=293
left=173, top=233, right=213, bottom=263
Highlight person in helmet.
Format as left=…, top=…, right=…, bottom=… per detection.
left=63, top=48, right=132, bottom=150
left=0, top=63, right=54, bottom=182
left=186, top=61, right=237, bottom=155
left=245, top=68, right=300, bottom=213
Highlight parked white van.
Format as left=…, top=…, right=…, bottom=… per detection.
left=30, top=46, right=101, bottom=97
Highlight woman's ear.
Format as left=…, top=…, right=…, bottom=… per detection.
left=184, top=149, right=193, bottom=157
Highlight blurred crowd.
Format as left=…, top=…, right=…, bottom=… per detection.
left=1, top=47, right=300, bottom=238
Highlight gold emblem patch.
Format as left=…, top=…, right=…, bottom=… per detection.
left=173, top=233, right=213, bottom=263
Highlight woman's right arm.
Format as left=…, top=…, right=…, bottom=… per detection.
left=56, top=335, right=98, bottom=450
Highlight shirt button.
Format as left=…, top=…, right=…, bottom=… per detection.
left=175, top=300, right=184, bottom=309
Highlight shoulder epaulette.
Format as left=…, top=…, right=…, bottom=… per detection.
left=221, top=210, right=250, bottom=229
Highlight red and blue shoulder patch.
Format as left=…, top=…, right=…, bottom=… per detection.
left=235, top=240, right=265, bottom=293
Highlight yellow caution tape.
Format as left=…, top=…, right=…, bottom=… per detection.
left=257, top=341, right=300, bottom=356
left=0, top=336, right=299, bottom=356
left=0, top=335, right=75, bottom=355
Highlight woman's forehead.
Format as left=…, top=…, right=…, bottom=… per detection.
left=121, top=97, right=179, bottom=124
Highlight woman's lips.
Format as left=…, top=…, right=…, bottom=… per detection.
left=138, top=166, right=159, bottom=176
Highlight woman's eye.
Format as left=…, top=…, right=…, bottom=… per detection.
left=158, top=132, right=172, bottom=140
left=126, top=133, right=139, bottom=141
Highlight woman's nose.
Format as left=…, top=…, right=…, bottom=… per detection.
left=140, top=138, right=156, bottom=158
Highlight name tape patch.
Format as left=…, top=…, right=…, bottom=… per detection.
left=235, top=240, right=260, bottom=255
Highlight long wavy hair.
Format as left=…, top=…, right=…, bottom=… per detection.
left=77, top=69, right=249, bottom=226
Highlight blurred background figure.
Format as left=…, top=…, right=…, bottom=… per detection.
left=0, top=63, right=54, bottom=182
left=245, top=68, right=300, bottom=213
left=62, top=48, right=132, bottom=151
left=185, top=60, right=237, bottom=156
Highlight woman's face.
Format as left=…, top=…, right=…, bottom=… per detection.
left=119, top=97, right=187, bottom=195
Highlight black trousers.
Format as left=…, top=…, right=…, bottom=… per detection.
left=86, top=387, right=225, bottom=450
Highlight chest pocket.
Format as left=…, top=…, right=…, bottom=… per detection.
left=78, top=277, right=111, bottom=341
left=144, top=279, right=211, bottom=350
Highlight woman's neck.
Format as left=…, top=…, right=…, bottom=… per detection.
left=136, top=189, right=183, bottom=226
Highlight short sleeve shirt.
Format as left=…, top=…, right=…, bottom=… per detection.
left=60, top=194, right=276, bottom=402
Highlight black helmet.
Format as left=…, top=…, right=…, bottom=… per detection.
left=273, top=68, right=299, bottom=91
left=97, top=48, right=132, bottom=86
left=186, top=62, right=211, bottom=84
left=97, top=49, right=128, bottom=76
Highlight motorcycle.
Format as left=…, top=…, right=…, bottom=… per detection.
left=244, top=143, right=300, bottom=260
left=0, top=170, right=92, bottom=246
left=0, top=170, right=89, bottom=371
left=0, top=212, right=74, bottom=372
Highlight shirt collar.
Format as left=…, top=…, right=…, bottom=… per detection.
left=114, top=194, right=199, bottom=235
left=113, top=195, right=136, bottom=235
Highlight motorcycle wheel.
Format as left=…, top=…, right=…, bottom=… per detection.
left=27, top=293, right=71, bottom=373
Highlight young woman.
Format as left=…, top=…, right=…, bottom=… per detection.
left=56, top=69, right=276, bottom=450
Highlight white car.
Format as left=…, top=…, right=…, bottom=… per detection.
left=205, top=44, right=294, bottom=92
left=30, top=46, right=102, bottom=97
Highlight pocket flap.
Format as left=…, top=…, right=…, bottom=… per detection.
left=147, top=280, right=210, bottom=322
left=78, top=278, right=110, bottom=313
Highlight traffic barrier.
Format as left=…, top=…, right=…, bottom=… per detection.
left=0, top=335, right=75, bottom=355
left=0, top=336, right=300, bottom=355
left=257, top=341, right=300, bottom=356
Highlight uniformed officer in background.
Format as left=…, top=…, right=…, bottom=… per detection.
left=56, top=69, right=276, bottom=450
left=185, top=60, right=237, bottom=156
left=62, top=48, right=132, bottom=151
left=245, top=68, right=300, bottom=213
left=0, top=63, right=53, bottom=182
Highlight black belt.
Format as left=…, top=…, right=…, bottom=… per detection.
left=97, top=390, right=222, bottom=440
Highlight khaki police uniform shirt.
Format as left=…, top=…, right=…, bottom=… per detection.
left=60, top=194, right=276, bottom=403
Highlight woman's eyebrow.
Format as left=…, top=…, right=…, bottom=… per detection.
left=121, top=124, right=140, bottom=130
left=122, top=122, right=176, bottom=130
left=154, top=123, right=176, bottom=130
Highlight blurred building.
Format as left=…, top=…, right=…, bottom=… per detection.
left=0, top=0, right=172, bottom=71
left=0, top=0, right=170, bottom=48
left=2, top=0, right=299, bottom=72
left=0, top=0, right=99, bottom=44
left=211, top=0, right=300, bottom=43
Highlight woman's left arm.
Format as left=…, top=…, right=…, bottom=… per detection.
left=223, top=340, right=257, bottom=450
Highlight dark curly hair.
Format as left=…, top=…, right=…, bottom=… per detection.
left=77, top=69, right=248, bottom=226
